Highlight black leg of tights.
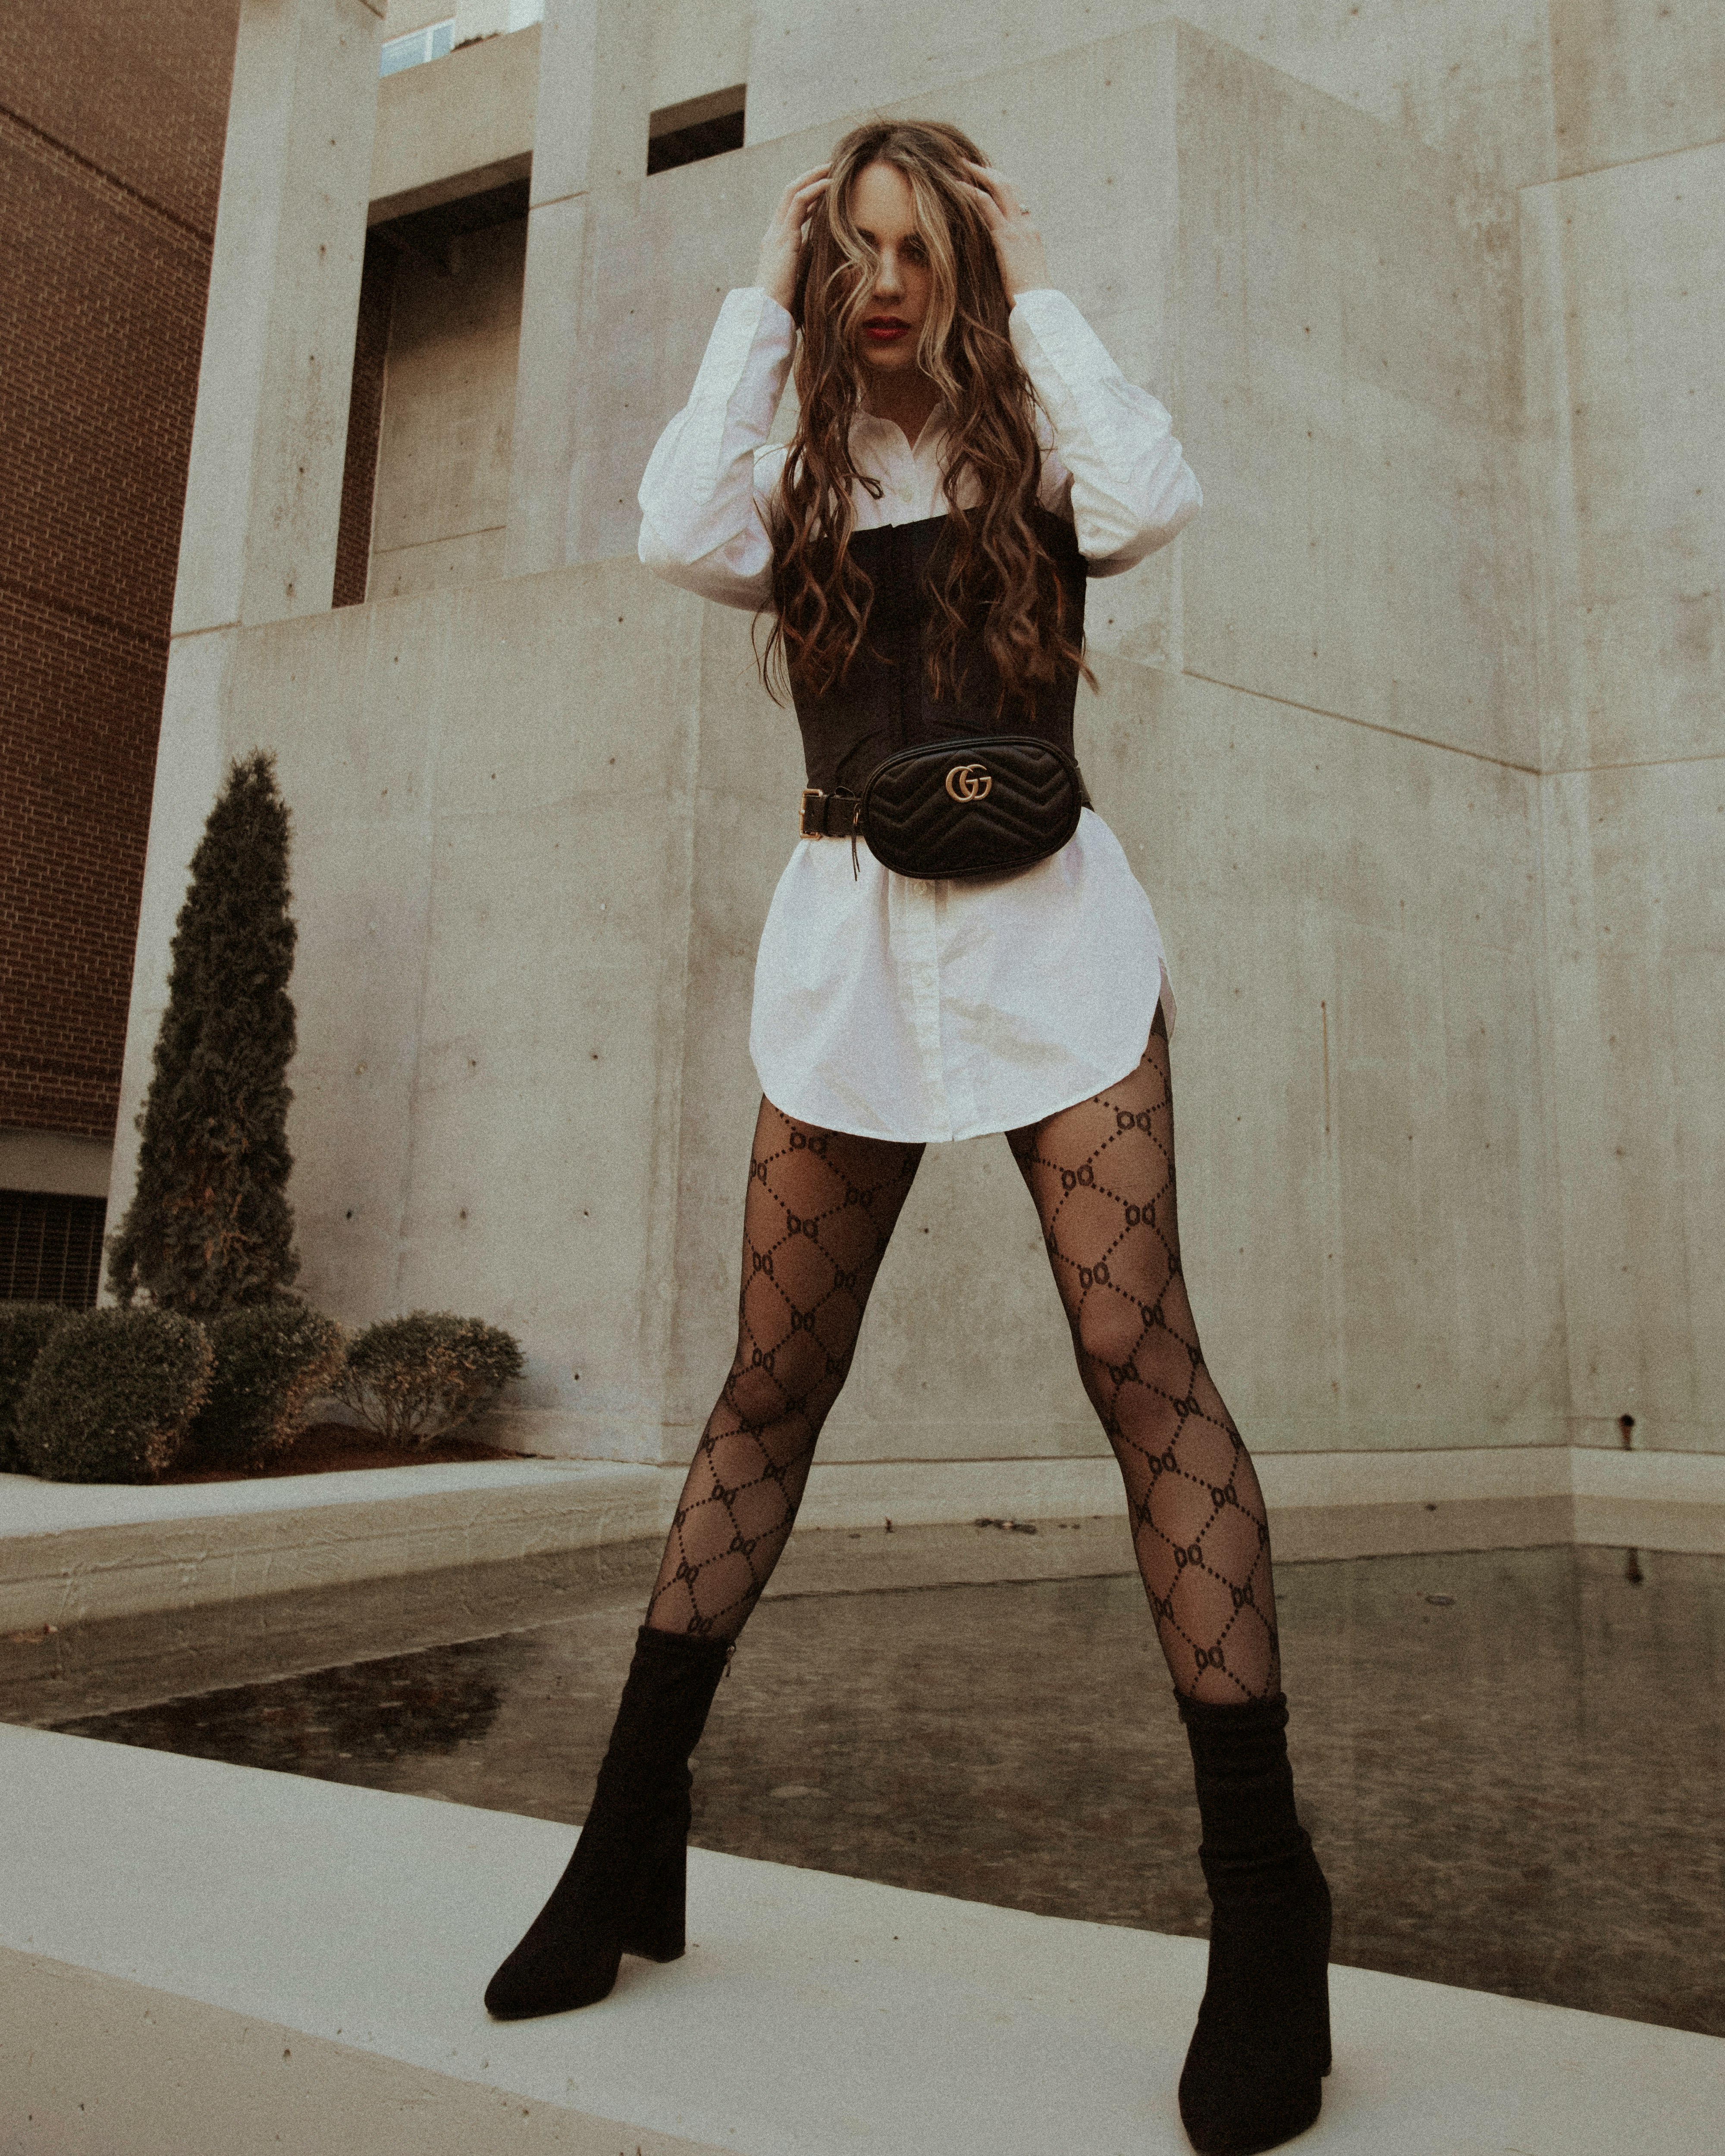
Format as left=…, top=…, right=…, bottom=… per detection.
left=646, top=1100, right=924, bottom=1639
left=1008, top=1009, right=1282, bottom=1704
left=1010, top=1021, right=1333, bottom=2153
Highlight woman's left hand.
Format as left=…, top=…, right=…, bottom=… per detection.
left=963, top=161, right=1050, bottom=300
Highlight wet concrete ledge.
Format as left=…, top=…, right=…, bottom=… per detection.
left=3, top=1446, right=1721, bottom=1636
left=4, top=1724, right=1722, bottom=2156
left=0, top=1459, right=677, bottom=1636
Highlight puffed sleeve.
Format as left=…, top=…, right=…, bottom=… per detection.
left=1009, top=288, right=1201, bottom=577
left=637, top=287, right=794, bottom=611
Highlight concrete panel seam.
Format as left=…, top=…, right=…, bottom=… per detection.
left=1540, top=749, right=1725, bottom=776
left=1182, top=671, right=1541, bottom=775
left=1529, top=132, right=1725, bottom=196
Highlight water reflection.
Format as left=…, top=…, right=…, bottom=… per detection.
left=47, top=1543, right=1725, bottom=2038
left=56, top=1632, right=542, bottom=1784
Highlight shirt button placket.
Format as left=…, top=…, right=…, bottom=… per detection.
left=903, top=877, right=949, bottom=1139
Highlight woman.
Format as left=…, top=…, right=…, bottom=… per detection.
left=486, top=119, right=1331, bottom=2156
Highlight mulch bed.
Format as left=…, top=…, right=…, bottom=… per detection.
left=163, top=1420, right=530, bottom=1484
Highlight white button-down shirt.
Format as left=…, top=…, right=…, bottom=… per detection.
left=638, top=286, right=1200, bottom=1143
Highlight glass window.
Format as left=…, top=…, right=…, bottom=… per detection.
left=380, top=19, right=456, bottom=78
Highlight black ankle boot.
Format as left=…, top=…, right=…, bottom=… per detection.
left=1176, top=1691, right=1331, bottom=2155
left=484, top=1625, right=731, bottom=2020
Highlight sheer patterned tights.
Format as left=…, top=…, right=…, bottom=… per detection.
left=1004, top=1010, right=1280, bottom=1703
left=646, top=1108, right=924, bottom=1641
left=646, top=1010, right=1280, bottom=1704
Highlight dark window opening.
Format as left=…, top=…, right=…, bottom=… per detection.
left=1, top=1191, right=108, bottom=1309
left=335, top=174, right=534, bottom=608
left=648, top=86, right=746, bottom=175
left=371, top=175, right=532, bottom=274
left=333, top=232, right=398, bottom=609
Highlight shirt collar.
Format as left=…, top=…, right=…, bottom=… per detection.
left=854, top=400, right=950, bottom=460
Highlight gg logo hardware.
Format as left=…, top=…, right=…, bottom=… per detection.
left=944, top=761, right=993, bottom=803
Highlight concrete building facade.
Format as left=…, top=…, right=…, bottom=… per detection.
left=107, top=1, right=1724, bottom=1513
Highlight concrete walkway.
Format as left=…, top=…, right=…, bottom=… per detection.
left=0, top=1458, right=677, bottom=1633
left=3, top=1725, right=1720, bottom=2155
left=5, top=1444, right=1723, bottom=1636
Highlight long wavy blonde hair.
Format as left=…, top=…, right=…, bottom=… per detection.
left=760, top=118, right=1092, bottom=716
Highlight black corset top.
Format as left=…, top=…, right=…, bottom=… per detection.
left=783, top=505, right=1089, bottom=795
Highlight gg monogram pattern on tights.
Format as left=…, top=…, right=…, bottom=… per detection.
left=649, top=1023, right=1280, bottom=1704
left=1007, top=1018, right=1280, bottom=1703
left=647, top=1104, right=923, bottom=1638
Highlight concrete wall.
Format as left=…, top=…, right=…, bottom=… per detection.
left=0, top=1131, right=115, bottom=1200
left=217, top=559, right=706, bottom=1459
left=108, top=0, right=386, bottom=1279
left=1550, top=0, right=1725, bottom=175
left=740, top=1, right=1725, bottom=194
left=653, top=25, right=1561, bottom=1469
left=1523, top=126, right=1725, bottom=1454
left=120, top=21, right=1573, bottom=1473
left=110, top=3, right=1725, bottom=1477
left=370, top=18, right=536, bottom=222
left=740, top=0, right=1560, bottom=191
left=367, top=216, right=526, bottom=598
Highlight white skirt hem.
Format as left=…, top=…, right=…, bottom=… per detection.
left=755, top=960, right=1175, bottom=1145
left=748, top=811, right=1174, bottom=1146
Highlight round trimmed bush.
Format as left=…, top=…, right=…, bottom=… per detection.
left=332, top=1312, right=524, bottom=1446
left=17, top=1308, right=214, bottom=1483
left=0, top=1304, right=75, bottom=1473
left=186, top=1301, right=347, bottom=1470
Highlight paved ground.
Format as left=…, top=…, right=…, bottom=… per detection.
left=30, top=1529, right=1725, bottom=2038
left=17, top=1720, right=1724, bottom=2156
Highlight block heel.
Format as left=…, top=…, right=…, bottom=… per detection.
left=483, top=1628, right=728, bottom=2021
left=1175, top=1692, right=1333, bottom=2156
left=619, top=1823, right=689, bottom=1962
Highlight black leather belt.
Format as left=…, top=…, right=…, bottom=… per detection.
left=798, top=787, right=860, bottom=839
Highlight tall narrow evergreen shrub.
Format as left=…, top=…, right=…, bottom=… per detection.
left=107, top=750, right=301, bottom=1312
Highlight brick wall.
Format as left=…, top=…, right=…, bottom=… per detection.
left=0, top=1, right=239, bottom=1140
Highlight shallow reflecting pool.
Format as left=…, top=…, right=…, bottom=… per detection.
left=41, top=1540, right=1725, bottom=2038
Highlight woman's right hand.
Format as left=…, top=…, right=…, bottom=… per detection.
left=756, top=163, right=831, bottom=312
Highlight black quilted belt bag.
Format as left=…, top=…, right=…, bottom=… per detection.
left=799, top=735, right=1091, bottom=880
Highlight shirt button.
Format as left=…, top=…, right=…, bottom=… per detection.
left=913, top=879, right=930, bottom=894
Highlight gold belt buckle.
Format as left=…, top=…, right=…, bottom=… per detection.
left=799, top=787, right=826, bottom=839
